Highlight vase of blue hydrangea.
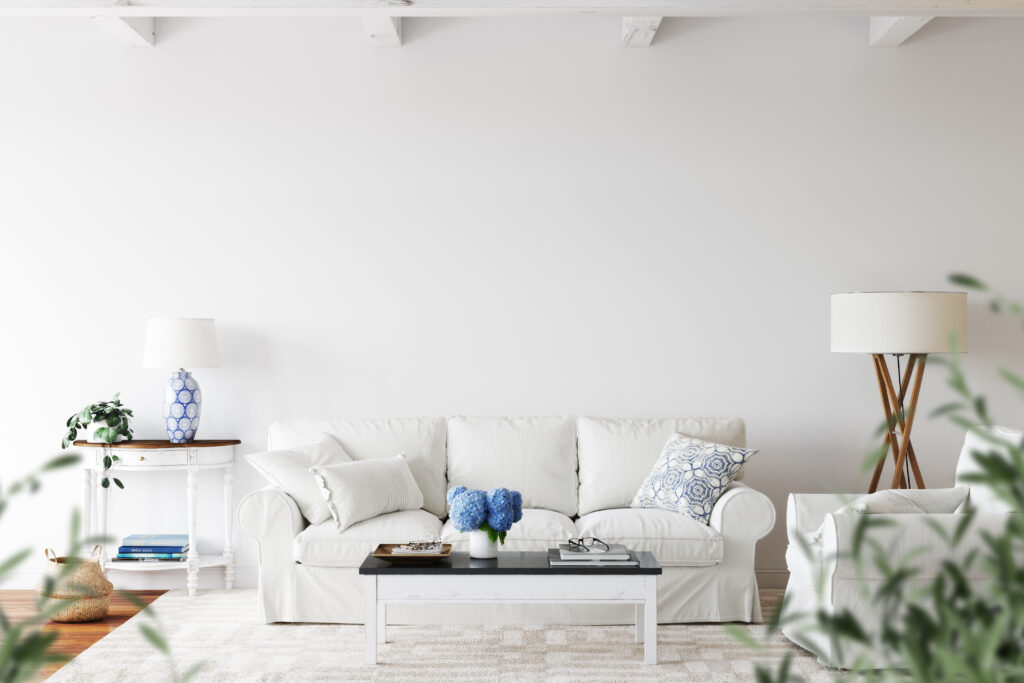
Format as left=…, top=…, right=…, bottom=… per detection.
left=447, top=486, right=523, bottom=559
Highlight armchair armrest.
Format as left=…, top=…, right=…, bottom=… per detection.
left=710, top=482, right=775, bottom=541
left=822, top=512, right=1014, bottom=580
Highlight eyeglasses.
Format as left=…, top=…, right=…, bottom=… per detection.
left=567, top=537, right=610, bottom=553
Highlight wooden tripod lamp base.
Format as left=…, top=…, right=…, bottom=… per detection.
left=869, top=353, right=927, bottom=493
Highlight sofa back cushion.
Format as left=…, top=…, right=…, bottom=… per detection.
left=955, top=425, right=1021, bottom=513
left=577, top=417, right=747, bottom=516
left=446, top=416, right=578, bottom=517
left=268, top=418, right=448, bottom=517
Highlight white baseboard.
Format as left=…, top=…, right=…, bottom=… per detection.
left=5, top=565, right=785, bottom=591
left=1, top=566, right=258, bottom=591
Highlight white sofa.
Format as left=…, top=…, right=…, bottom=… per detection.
left=237, top=416, right=775, bottom=625
left=782, top=427, right=1020, bottom=669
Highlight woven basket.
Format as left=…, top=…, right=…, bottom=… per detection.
left=39, top=546, right=113, bottom=623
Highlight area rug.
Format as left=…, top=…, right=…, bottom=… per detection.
left=49, top=589, right=836, bottom=682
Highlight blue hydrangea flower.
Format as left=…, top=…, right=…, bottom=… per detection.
left=450, top=488, right=488, bottom=532
left=446, top=485, right=467, bottom=506
left=510, top=490, right=523, bottom=523
left=486, top=488, right=515, bottom=532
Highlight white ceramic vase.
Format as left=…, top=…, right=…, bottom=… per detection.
left=468, top=530, right=499, bottom=559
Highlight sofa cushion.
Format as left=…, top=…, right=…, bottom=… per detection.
left=577, top=417, right=747, bottom=516
left=244, top=433, right=352, bottom=524
left=268, top=418, right=447, bottom=517
left=293, top=509, right=443, bottom=568
left=575, top=508, right=723, bottom=567
left=312, top=456, right=425, bottom=532
left=446, top=416, right=578, bottom=516
left=441, top=508, right=576, bottom=553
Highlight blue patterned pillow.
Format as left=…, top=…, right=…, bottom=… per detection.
left=630, top=434, right=758, bottom=524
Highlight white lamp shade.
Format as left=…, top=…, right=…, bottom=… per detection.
left=143, top=318, right=221, bottom=368
left=830, top=292, right=967, bottom=354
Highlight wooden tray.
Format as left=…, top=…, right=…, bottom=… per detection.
left=372, top=543, right=452, bottom=562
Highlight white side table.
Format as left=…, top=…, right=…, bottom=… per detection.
left=76, top=439, right=240, bottom=597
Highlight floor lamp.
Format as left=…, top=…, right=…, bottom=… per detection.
left=830, top=291, right=967, bottom=493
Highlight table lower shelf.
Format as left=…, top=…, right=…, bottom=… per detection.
left=104, top=555, right=230, bottom=572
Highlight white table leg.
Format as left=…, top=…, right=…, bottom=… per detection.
left=186, top=465, right=199, bottom=597
left=82, top=468, right=93, bottom=544
left=644, top=576, right=657, bottom=665
left=96, top=473, right=108, bottom=564
left=364, top=576, right=377, bottom=665
left=377, top=602, right=386, bottom=643
left=635, top=603, right=644, bottom=643
left=222, top=465, right=234, bottom=590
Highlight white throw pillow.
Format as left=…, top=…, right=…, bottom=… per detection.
left=630, top=433, right=758, bottom=525
left=810, top=487, right=970, bottom=543
left=245, top=433, right=352, bottom=524
left=312, top=455, right=425, bottom=532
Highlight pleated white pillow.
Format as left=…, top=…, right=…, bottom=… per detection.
left=312, top=454, right=425, bottom=532
left=245, top=433, right=352, bottom=524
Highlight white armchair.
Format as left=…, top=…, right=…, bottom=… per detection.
left=782, top=427, right=1020, bottom=669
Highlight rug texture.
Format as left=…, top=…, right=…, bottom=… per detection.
left=49, top=589, right=836, bottom=682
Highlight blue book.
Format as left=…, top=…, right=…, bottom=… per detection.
left=121, top=534, right=189, bottom=547
left=118, top=545, right=189, bottom=554
left=117, top=553, right=184, bottom=559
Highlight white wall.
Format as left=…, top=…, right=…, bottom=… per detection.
left=2, top=15, right=1023, bottom=590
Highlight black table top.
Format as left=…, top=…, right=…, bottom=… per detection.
left=359, top=550, right=661, bottom=575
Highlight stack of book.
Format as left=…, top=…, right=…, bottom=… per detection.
left=113, top=534, right=189, bottom=563
left=547, top=543, right=639, bottom=567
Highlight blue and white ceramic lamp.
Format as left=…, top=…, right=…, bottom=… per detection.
left=143, top=318, right=220, bottom=444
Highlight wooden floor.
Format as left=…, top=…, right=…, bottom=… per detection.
left=0, top=590, right=165, bottom=680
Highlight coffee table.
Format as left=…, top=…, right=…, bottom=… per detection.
left=358, top=550, right=662, bottom=665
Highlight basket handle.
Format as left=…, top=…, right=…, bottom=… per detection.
left=45, top=548, right=57, bottom=563
left=91, top=545, right=102, bottom=559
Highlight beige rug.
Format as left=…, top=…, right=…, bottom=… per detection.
left=50, top=589, right=837, bottom=682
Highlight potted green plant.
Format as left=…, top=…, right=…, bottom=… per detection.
left=61, top=393, right=134, bottom=489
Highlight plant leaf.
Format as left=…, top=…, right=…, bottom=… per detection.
left=42, top=454, right=80, bottom=471
left=138, top=623, right=169, bottom=654
left=113, top=478, right=124, bottom=489
left=948, top=273, right=986, bottom=290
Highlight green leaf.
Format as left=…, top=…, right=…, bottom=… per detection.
left=930, top=402, right=965, bottom=419
left=113, top=478, right=124, bottom=490
left=999, top=368, right=1024, bottom=395
left=106, top=414, right=119, bottom=427
left=101, top=478, right=110, bottom=489
left=113, top=392, right=120, bottom=401
left=138, top=623, right=169, bottom=654
left=78, top=407, right=92, bottom=422
left=724, top=624, right=764, bottom=651
left=948, top=273, right=986, bottom=290
left=42, top=454, right=80, bottom=471
left=0, top=548, right=31, bottom=578
left=103, top=455, right=112, bottom=470
left=180, top=660, right=206, bottom=682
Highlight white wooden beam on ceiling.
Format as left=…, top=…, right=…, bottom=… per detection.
left=868, top=15, right=933, bottom=46
left=92, top=15, right=155, bottom=46
left=0, top=1, right=1022, bottom=18
left=621, top=16, right=661, bottom=47
left=361, top=15, right=401, bottom=46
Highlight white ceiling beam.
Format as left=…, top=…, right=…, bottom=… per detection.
left=868, top=15, right=933, bottom=46
left=91, top=16, right=155, bottom=46
left=0, top=1, right=1022, bottom=18
left=361, top=16, right=401, bottom=46
left=621, top=16, right=661, bottom=47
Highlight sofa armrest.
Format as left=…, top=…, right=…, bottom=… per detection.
left=710, top=482, right=775, bottom=541
left=786, top=493, right=854, bottom=542
left=237, top=485, right=305, bottom=545
left=822, top=512, right=1014, bottom=579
